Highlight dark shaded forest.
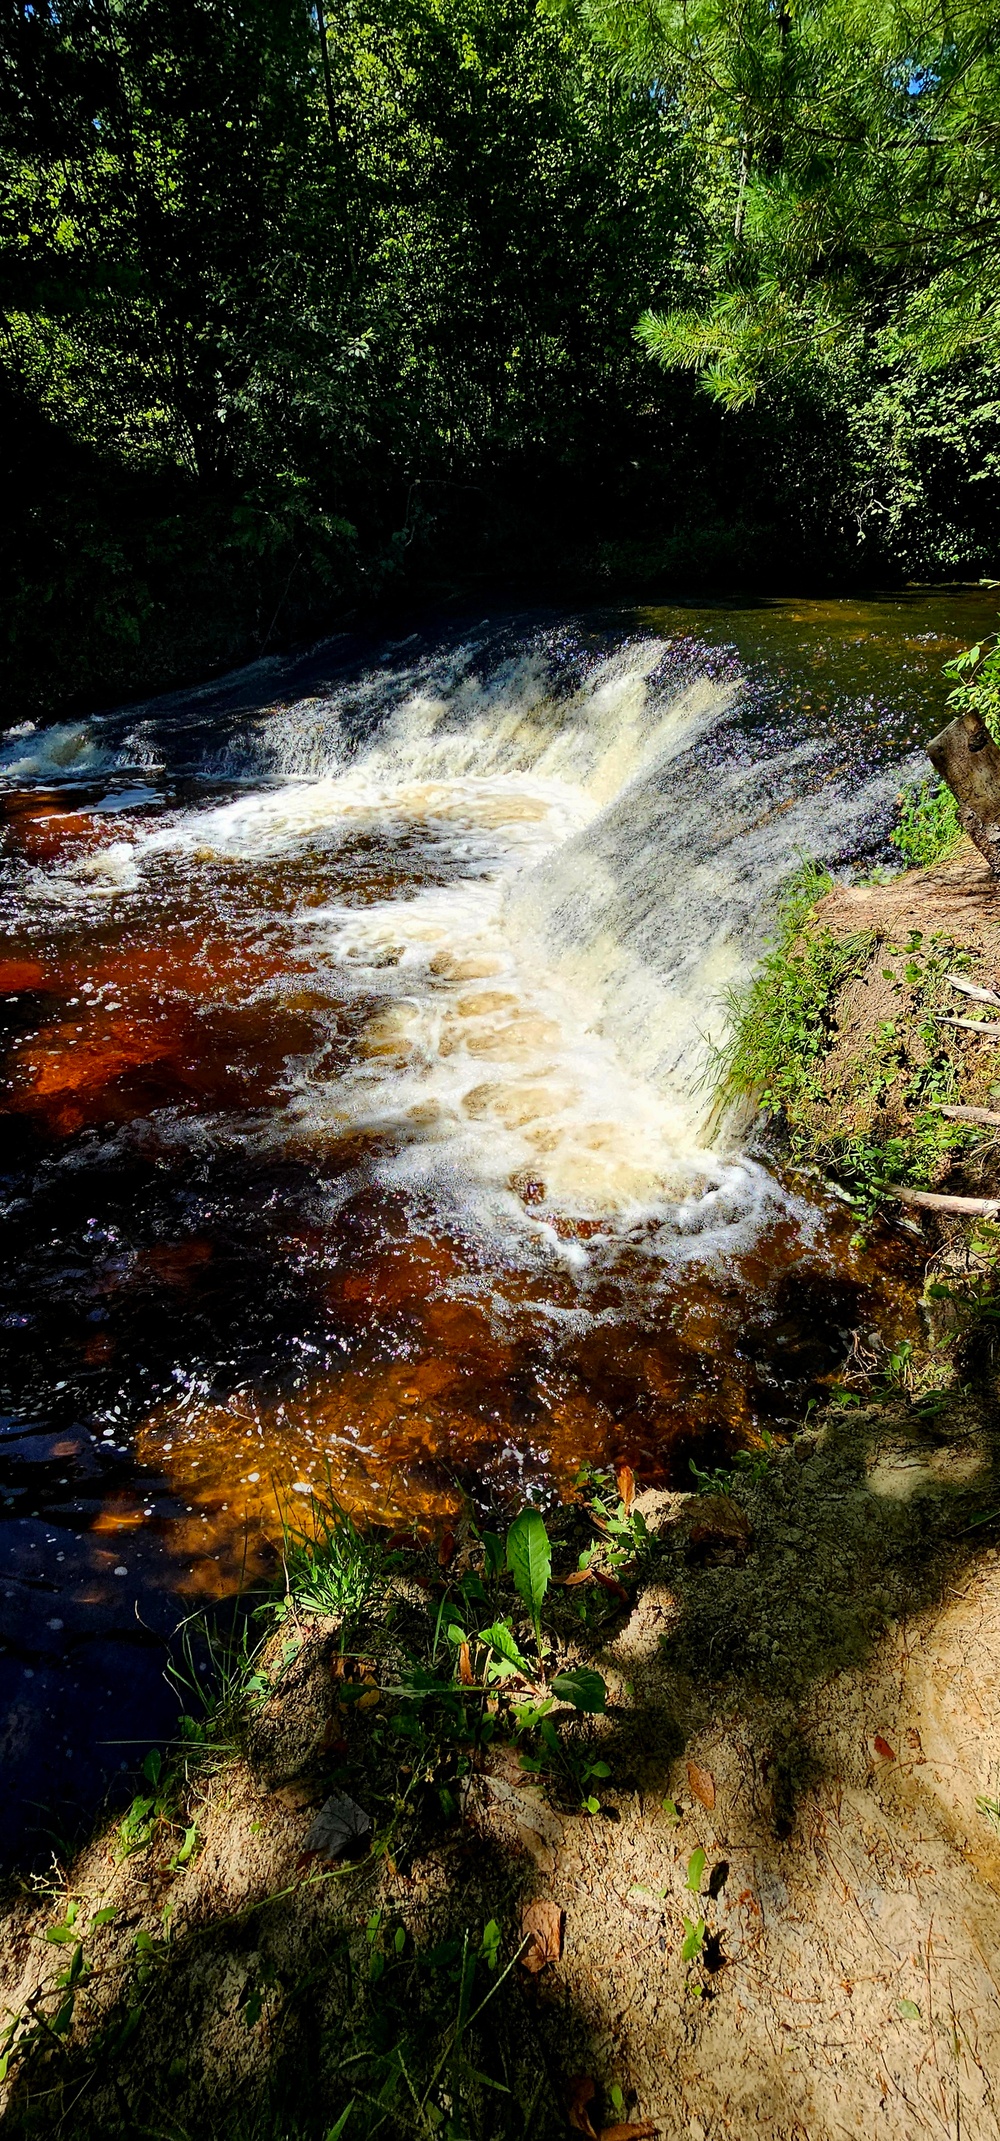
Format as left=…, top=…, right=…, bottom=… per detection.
left=3, top=0, right=1000, bottom=717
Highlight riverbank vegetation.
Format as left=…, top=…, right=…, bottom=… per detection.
left=4, top=0, right=1000, bottom=718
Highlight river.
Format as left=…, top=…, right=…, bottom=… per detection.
left=1, top=587, right=996, bottom=1862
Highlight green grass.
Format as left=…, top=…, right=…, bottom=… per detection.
left=889, top=776, right=961, bottom=870
left=276, top=1493, right=386, bottom=1625
left=711, top=859, right=873, bottom=1122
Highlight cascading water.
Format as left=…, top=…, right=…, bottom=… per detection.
left=0, top=592, right=993, bottom=1859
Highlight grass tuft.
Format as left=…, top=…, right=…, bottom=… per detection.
left=889, top=776, right=961, bottom=870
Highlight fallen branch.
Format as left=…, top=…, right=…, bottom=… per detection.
left=947, top=973, right=1000, bottom=1008
left=885, top=1185, right=1000, bottom=1215
left=930, top=1104, right=1000, bottom=1127
left=935, top=1015, right=1000, bottom=1039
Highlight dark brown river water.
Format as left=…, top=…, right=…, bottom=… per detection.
left=1, top=588, right=996, bottom=1862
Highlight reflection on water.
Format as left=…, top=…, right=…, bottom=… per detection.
left=1, top=589, right=993, bottom=1861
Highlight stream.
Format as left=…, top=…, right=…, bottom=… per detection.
left=1, top=587, right=996, bottom=1863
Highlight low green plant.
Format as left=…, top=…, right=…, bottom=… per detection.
left=276, top=1492, right=386, bottom=1627
left=889, top=777, right=961, bottom=870
left=681, top=1916, right=706, bottom=1964
left=167, top=1612, right=271, bottom=1748
left=711, top=859, right=872, bottom=1123
left=689, top=1431, right=775, bottom=1495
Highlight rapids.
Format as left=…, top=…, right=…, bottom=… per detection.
left=0, top=590, right=996, bottom=1860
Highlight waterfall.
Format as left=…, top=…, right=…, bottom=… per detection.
left=1, top=623, right=909, bottom=1247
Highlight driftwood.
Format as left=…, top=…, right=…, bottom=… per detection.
left=887, top=1184, right=1000, bottom=1215
left=947, top=972, right=1000, bottom=1007
left=927, top=712, right=1000, bottom=876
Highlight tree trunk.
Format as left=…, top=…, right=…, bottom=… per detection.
left=926, top=711, right=1000, bottom=876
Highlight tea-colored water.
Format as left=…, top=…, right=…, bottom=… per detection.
left=1, top=591, right=994, bottom=1859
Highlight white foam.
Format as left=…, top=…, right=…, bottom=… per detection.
left=0, top=721, right=111, bottom=784
left=5, top=635, right=894, bottom=1251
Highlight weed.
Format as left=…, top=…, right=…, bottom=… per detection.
left=689, top=1431, right=775, bottom=1495
left=276, top=1491, right=385, bottom=1628
left=681, top=1916, right=706, bottom=1964
left=889, top=777, right=961, bottom=870
left=167, top=1611, right=271, bottom=1749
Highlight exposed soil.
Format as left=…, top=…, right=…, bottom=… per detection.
left=817, top=835, right=1000, bottom=955
left=2, top=1384, right=1000, bottom=2140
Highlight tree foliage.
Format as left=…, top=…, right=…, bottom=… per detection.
left=2, top=0, right=1000, bottom=716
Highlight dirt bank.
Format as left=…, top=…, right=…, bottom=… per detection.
left=2, top=1380, right=999, bottom=2140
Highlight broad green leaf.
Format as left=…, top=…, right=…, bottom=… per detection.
left=685, top=1847, right=706, bottom=1893
left=480, top=1619, right=529, bottom=1677
left=681, top=1916, right=705, bottom=1963
left=550, top=1666, right=606, bottom=1712
left=505, top=1508, right=551, bottom=1636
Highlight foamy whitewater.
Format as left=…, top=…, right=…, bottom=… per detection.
left=1, top=628, right=911, bottom=1259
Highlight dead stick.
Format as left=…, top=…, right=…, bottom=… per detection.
left=947, top=974, right=1000, bottom=1007
left=935, top=1016, right=1000, bottom=1039
left=885, top=1186, right=1000, bottom=1215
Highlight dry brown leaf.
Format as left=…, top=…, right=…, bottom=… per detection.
left=459, top=1640, right=474, bottom=1686
left=558, top=1568, right=595, bottom=1587
left=357, top=1687, right=381, bottom=1710
left=593, top=1569, right=630, bottom=1605
left=566, top=2075, right=598, bottom=2137
left=438, top=1529, right=456, bottom=1568
left=616, top=1463, right=636, bottom=1514
left=687, top=1760, right=715, bottom=1810
left=873, top=1734, right=896, bottom=1761
left=598, top=2123, right=658, bottom=2140
left=520, top=1897, right=562, bottom=1973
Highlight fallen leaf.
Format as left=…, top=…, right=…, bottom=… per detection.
left=687, top=1760, right=715, bottom=1810
left=438, top=1529, right=456, bottom=1568
left=616, top=1464, right=636, bottom=1515
left=459, top=1640, right=474, bottom=1686
left=566, top=2076, right=598, bottom=2137
left=520, top=1897, right=562, bottom=1973
left=598, top=2124, right=659, bottom=2140
left=357, top=1687, right=381, bottom=1710
left=592, top=1570, right=630, bottom=1605
left=874, top=1735, right=896, bottom=1761
left=301, top=1791, right=372, bottom=1859
left=558, top=1568, right=595, bottom=1587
